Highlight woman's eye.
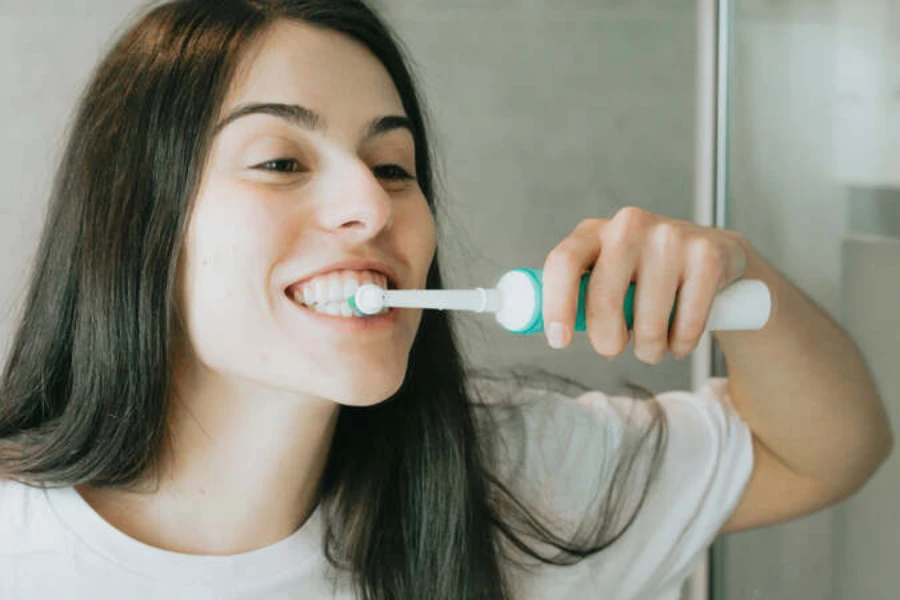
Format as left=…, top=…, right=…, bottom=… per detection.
left=255, top=158, right=302, bottom=173
left=373, top=164, right=414, bottom=181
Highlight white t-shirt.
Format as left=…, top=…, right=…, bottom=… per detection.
left=0, top=377, right=753, bottom=600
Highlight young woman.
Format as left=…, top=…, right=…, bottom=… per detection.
left=0, top=1, right=891, bottom=599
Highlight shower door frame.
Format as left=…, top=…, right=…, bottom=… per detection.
left=688, top=0, right=731, bottom=599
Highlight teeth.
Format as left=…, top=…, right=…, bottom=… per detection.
left=327, top=273, right=343, bottom=302
left=294, top=270, right=390, bottom=307
left=313, top=279, right=327, bottom=302
left=343, top=279, right=360, bottom=299
left=287, top=269, right=391, bottom=318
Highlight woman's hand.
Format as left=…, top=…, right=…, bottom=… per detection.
left=541, top=206, right=749, bottom=362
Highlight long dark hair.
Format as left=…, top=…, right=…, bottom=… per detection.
left=0, top=1, right=667, bottom=598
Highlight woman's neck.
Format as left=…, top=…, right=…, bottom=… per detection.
left=77, top=365, right=340, bottom=556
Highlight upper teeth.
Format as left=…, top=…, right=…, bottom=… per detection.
left=289, top=269, right=388, bottom=307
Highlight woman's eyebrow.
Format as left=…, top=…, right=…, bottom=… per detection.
left=212, top=102, right=413, bottom=140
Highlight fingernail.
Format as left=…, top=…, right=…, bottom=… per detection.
left=547, top=322, right=569, bottom=349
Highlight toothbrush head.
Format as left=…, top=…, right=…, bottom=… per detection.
left=351, top=283, right=386, bottom=316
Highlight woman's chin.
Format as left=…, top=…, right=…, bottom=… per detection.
left=326, top=364, right=408, bottom=407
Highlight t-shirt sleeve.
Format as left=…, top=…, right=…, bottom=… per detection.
left=583, top=377, right=755, bottom=597
left=479, top=376, right=755, bottom=599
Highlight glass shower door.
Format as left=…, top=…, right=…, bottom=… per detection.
left=711, top=0, right=900, bottom=599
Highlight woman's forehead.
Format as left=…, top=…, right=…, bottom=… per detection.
left=221, top=20, right=406, bottom=126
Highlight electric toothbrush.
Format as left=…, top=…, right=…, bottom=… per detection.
left=349, top=267, right=771, bottom=333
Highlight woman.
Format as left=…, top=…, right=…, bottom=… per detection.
left=0, top=1, right=891, bottom=599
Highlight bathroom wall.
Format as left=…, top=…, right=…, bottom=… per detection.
left=0, top=2, right=146, bottom=355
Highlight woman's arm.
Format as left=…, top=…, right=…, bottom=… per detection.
left=716, top=238, right=893, bottom=533
left=539, top=207, right=893, bottom=534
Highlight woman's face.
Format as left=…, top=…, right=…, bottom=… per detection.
left=176, top=20, right=436, bottom=405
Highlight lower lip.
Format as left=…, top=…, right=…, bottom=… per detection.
left=285, top=297, right=400, bottom=332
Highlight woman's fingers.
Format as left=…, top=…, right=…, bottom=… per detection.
left=541, top=219, right=606, bottom=349
left=539, top=207, right=748, bottom=362
left=630, top=223, right=684, bottom=364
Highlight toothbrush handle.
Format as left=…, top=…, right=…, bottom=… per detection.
left=566, top=273, right=770, bottom=333
left=570, top=275, right=655, bottom=332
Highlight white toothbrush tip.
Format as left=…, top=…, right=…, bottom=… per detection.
left=352, top=283, right=386, bottom=315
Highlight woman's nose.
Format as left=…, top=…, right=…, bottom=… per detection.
left=317, top=159, right=394, bottom=239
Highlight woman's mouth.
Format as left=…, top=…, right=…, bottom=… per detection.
left=284, top=269, right=394, bottom=321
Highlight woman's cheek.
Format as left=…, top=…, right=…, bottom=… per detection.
left=213, top=180, right=299, bottom=253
